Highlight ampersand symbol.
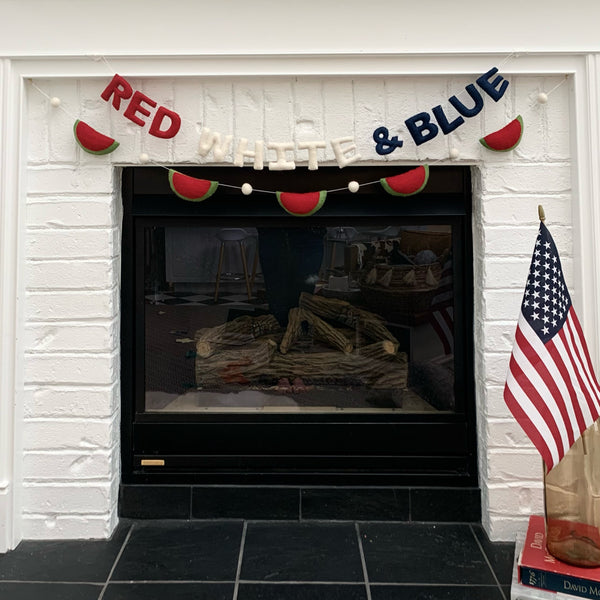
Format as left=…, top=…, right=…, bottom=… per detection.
left=373, top=126, right=403, bottom=155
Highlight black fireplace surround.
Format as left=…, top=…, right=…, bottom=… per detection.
left=119, top=165, right=480, bottom=521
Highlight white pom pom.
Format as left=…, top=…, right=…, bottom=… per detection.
left=241, top=183, right=253, bottom=196
left=139, top=153, right=150, bottom=164
left=50, top=97, right=61, bottom=107
left=537, top=92, right=548, bottom=104
left=449, top=148, right=460, bottom=159
left=348, top=180, right=360, bottom=193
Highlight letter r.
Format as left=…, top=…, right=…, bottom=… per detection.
left=100, top=74, right=133, bottom=110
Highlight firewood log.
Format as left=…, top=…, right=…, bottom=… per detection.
left=195, top=338, right=278, bottom=386
left=195, top=314, right=280, bottom=358
left=263, top=350, right=408, bottom=388
left=298, top=292, right=399, bottom=345
left=357, top=340, right=398, bottom=360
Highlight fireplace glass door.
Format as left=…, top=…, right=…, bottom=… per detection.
left=143, top=223, right=455, bottom=415
left=121, top=166, right=476, bottom=485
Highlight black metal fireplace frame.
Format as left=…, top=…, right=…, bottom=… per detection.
left=120, top=165, right=476, bottom=488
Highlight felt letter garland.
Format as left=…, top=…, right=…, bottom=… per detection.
left=449, top=84, right=484, bottom=118
left=234, top=138, right=265, bottom=169
left=123, top=90, right=157, bottom=127
left=374, top=66, right=511, bottom=154
left=405, top=113, right=439, bottom=146
left=102, top=75, right=182, bottom=139
left=476, top=67, right=509, bottom=102
left=101, top=74, right=133, bottom=110
left=149, top=106, right=182, bottom=139
left=198, top=127, right=233, bottom=162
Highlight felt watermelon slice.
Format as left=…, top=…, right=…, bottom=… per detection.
left=276, top=190, right=327, bottom=216
left=380, top=165, right=430, bottom=197
left=73, top=120, right=119, bottom=155
left=480, top=115, right=524, bottom=151
left=168, top=170, right=219, bottom=202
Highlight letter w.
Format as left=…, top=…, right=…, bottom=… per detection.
left=197, top=127, right=233, bottom=162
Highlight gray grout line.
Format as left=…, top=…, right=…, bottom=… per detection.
left=469, top=523, right=508, bottom=600
left=232, top=521, right=248, bottom=600
left=238, top=581, right=367, bottom=585
left=97, top=524, right=135, bottom=600
left=355, top=522, right=372, bottom=600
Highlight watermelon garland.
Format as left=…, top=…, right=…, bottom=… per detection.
left=70, top=109, right=524, bottom=215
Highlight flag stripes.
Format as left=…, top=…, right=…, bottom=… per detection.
left=505, top=309, right=600, bottom=471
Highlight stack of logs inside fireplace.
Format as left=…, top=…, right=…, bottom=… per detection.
left=194, top=292, right=407, bottom=389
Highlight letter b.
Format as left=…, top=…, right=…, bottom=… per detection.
left=405, top=112, right=439, bottom=146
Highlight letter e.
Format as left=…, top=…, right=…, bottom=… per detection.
left=476, top=67, right=509, bottom=102
left=123, top=91, right=157, bottom=127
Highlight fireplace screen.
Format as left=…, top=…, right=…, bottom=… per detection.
left=122, top=166, right=474, bottom=484
left=143, top=222, right=456, bottom=414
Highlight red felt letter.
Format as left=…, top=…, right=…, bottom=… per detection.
left=123, top=91, right=157, bottom=127
left=149, top=106, right=182, bottom=139
left=100, top=74, right=133, bottom=110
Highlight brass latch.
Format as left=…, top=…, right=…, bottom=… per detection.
left=140, top=459, right=165, bottom=467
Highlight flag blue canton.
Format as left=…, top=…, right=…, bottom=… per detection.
left=521, top=222, right=571, bottom=344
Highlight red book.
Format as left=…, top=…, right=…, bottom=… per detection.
left=519, top=515, right=600, bottom=599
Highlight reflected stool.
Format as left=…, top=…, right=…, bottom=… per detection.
left=214, top=228, right=256, bottom=302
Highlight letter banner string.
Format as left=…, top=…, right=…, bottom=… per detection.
left=27, top=53, right=566, bottom=216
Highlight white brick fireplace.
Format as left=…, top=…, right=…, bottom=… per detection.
left=2, top=44, right=600, bottom=551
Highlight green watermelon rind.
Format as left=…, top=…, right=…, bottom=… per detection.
left=73, top=119, right=119, bottom=155
left=380, top=165, right=430, bottom=197
left=168, top=169, right=219, bottom=202
left=479, top=115, right=524, bottom=152
left=276, top=190, right=327, bottom=216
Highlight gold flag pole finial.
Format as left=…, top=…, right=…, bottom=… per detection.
left=538, top=205, right=546, bottom=223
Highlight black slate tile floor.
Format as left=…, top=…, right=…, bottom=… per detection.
left=0, top=520, right=515, bottom=600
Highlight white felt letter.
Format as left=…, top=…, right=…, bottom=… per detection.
left=331, top=136, right=362, bottom=168
left=197, top=127, right=233, bottom=162
left=267, top=142, right=296, bottom=171
left=234, top=138, right=265, bottom=170
left=297, top=140, right=326, bottom=170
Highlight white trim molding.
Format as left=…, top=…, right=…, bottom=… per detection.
left=0, top=57, right=25, bottom=553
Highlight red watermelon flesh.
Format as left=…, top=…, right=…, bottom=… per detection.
left=276, top=190, right=327, bottom=216
left=480, top=115, right=523, bottom=151
left=168, top=170, right=219, bottom=202
left=380, top=165, right=429, bottom=197
left=73, top=120, right=119, bottom=155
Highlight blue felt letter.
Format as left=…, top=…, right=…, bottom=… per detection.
left=432, top=105, right=464, bottom=135
left=476, top=67, right=509, bottom=102
left=405, top=112, right=439, bottom=146
left=449, top=84, right=484, bottom=118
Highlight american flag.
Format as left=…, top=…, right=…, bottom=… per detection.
left=504, top=222, right=600, bottom=471
left=430, top=258, right=454, bottom=355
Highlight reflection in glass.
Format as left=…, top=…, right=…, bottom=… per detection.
left=144, top=224, right=455, bottom=414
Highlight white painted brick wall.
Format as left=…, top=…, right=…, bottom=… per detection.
left=21, top=72, right=572, bottom=541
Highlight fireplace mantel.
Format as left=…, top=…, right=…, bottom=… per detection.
left=1, top=49, right=600, bottom=551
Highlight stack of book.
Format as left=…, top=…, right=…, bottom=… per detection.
left=514, top=515, right=600, bottom=599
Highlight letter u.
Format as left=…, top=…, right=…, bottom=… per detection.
left=449, top=84, right=484, bottom=118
